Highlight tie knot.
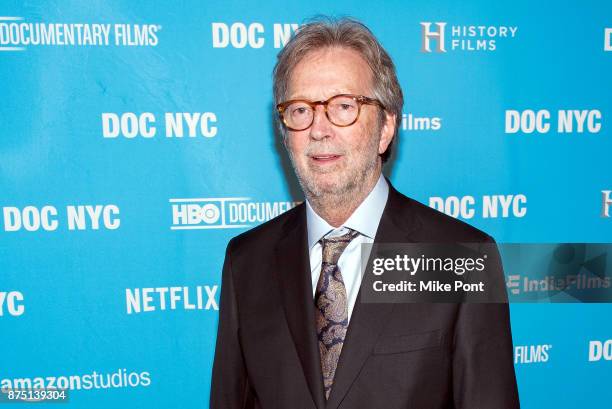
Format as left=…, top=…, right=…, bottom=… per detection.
left=321, top=229, right=360, bottom=265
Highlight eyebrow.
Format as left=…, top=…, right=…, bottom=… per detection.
left=287, top=91, right=352, bottom=101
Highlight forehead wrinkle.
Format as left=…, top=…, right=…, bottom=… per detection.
left=288, top=89, right=352, bottom=101
left=286, top=47, right=374, bottom=101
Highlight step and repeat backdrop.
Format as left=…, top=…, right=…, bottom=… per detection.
left=1, top=0, right=610, bottom=408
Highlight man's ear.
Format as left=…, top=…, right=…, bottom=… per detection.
left=378, top=112, right=396, bottom=155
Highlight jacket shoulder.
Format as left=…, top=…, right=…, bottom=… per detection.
left=227, top=201, right=304, bottom=253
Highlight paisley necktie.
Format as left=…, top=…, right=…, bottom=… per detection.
left=314, top=229, right=360, bottom=399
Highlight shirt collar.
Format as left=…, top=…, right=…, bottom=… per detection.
left=306, top=173, right=389, bottom=250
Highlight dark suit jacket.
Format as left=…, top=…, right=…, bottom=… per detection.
left=211, top=183, right=520, bottom=409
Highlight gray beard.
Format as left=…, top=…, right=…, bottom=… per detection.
left=288, top=148, right=380, bottom=212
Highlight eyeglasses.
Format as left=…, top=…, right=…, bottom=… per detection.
left=276, top=94, right=385, bottom=131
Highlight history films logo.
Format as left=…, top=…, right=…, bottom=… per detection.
left=603, top=190, right=612, bottom=218
left=420, top=22, right=518, bottom=52
left=0, top=16, right=160, bottom=51
left=170, top=197, right=299, bottom=230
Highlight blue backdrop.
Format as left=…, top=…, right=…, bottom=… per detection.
left=1, top=0, right=611, bottom=408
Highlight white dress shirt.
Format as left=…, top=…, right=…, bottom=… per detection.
left=306, top=174, right=389, bottom=323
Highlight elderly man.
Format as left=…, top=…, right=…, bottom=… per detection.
left=211, top=17, right=519, bottom=409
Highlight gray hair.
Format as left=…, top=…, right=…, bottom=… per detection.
left=273, top=16, right=403, bottom=163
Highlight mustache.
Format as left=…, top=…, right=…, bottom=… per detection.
left=304, top=144, right=346, bottom=156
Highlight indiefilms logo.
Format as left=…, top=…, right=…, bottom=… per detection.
left=504, top=243, right=612, bottom=302
left=420, top=22, right=518, bottom=52
left=170, top=197, right=299, bottom=230
left=0, top=16, right=160, bottom=51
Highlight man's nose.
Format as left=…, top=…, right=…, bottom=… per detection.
left=309, top=105, right=333, bottom=141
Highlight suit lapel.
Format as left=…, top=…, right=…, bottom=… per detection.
left=275, top=205, right=327, bottom=409
left=325, top=184, right=421, bottom=409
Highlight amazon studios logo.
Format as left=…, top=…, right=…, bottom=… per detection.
left=421, top=22, right=518, bottom=52
left=170, top=197, right=299, bottom=230
left=0, top=17, right=160, bottom=51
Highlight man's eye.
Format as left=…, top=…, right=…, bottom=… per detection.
left=333, top=102, right=355, bottom=111
left=292, top=107, right=308, bottom=115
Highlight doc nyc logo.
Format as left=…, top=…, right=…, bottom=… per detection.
left=420, top=21, right=518, bottom=52
left=170, top=197, right=298, bottom=230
